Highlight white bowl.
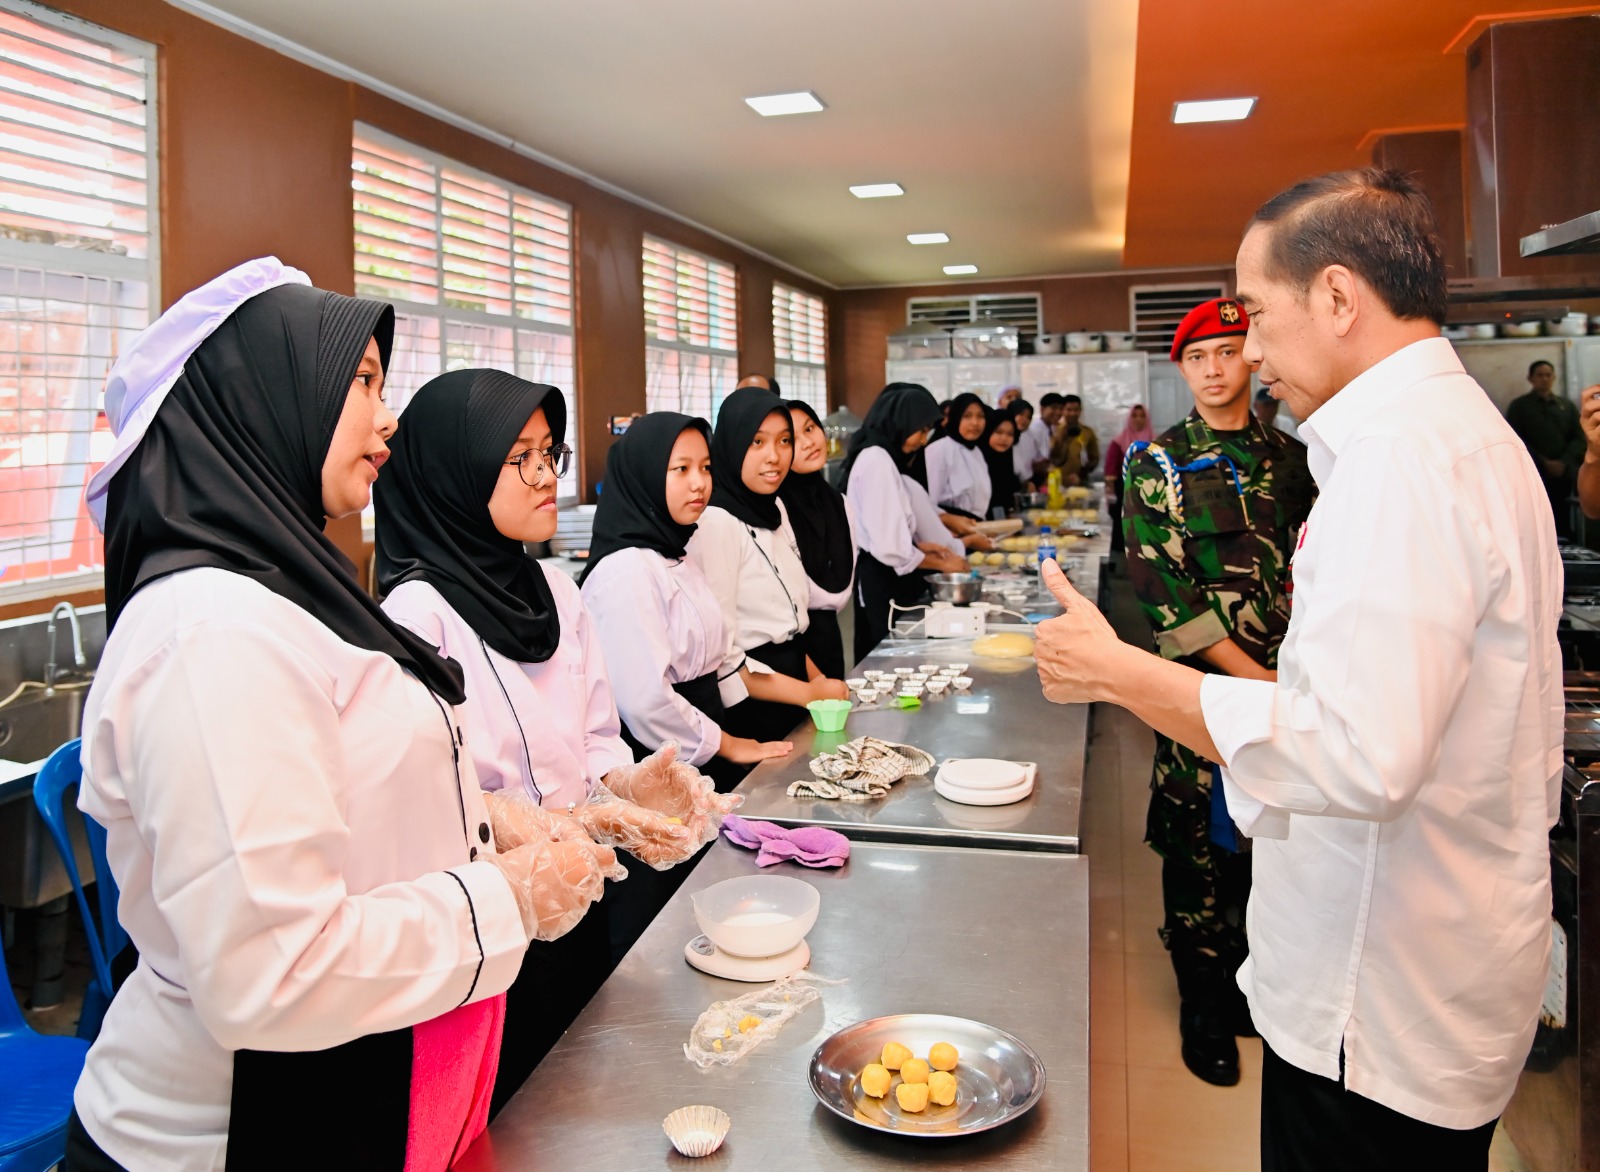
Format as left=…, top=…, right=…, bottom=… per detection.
left=862, top=670, right=887, bottom=682
left=894, top=667, right=915, bottom=677
left=917, top=663, right=939, bottom=673
left=949, top=662, right=970, bottom=673
left=952, top=676, right=974, bottom=691
left=845, top=677, right=868, bottom=691
left=926, top=679, right=949, bottom=694
left=856, top=688, right=879, bottom=704
left=691, top=875, right=820, bottom=958
left=898, top=683, right=925, bottom=697
left=663, top=1105, right=731, bottom=1157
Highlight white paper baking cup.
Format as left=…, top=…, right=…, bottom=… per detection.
left=663, top=1104, right=731, bottom=1157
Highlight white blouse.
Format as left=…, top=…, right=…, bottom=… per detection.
left=924, top=435, right=992, bottom=517
left=382, top=569, right=634, bottom=810
left=845, top=446, right=962, bottom=577
left=581, top=546, right=748, bottom=767
left=687, top=501, right=811, bottom=679
left=801, top=495, right=860, bottom=614
left=75, top=568, right=526, bottom=1172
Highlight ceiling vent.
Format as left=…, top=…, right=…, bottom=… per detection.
left=1129, top=283, right=1229, bottom=356
left=909, top=293, right=1042, bottom=336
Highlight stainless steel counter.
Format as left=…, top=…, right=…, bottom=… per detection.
left=732, top=536, right=1111, bottom=854
left=457, top=839, right=1089, bottom=1170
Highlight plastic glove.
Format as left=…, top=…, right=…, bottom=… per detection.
left=483, top=788, right=589, bottom=851
left=604, top=742, right=743, bottom=824
left=486, top=835, right=626, bottom=942
left=576, top=783, right=702, bottom=870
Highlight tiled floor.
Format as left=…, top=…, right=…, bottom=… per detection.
left=1086, top=564, right=1530, bottom=1172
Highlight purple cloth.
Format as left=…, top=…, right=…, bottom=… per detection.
left=721, top=815, right=850, bottom=868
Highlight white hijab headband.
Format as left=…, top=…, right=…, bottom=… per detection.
left=86, top=256, right=311, bottom=531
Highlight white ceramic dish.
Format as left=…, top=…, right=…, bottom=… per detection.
left=938, top=758, right=1031, bottom=790
left=690, top=875, right=820, bottom=959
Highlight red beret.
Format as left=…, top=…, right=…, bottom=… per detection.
left=1169, top=297, right=1249, bottom=362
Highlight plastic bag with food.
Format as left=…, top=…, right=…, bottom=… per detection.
left=683, top=971, right=845, bottom=1068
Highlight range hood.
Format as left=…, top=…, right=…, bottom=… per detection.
left=1521, top=211, right=1600, bottom=259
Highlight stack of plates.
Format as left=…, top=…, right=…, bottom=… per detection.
left=933, top=758, right=1036, bottom=806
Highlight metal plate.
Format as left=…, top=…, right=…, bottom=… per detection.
left=808, top=1013, right=1046, bottom=1138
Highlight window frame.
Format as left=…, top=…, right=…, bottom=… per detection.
left=772, top=281, right=827, bottom=415
left=0, top=0, right=158, bottom=603
left=642, top=235, right=739, bottom=421
left=353, top=124, right=578, bottom=516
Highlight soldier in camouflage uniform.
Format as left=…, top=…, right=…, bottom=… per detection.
left=1122, top=297, right=1314, bottom=1087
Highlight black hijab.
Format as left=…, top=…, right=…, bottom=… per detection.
left=981, top=407, right=1021, bottom=510
left=374, top=369, right=566, bottom=664
left=938, top=392, right=987, bottom=449
left=836, top=382, right=942, bottom=492
left=777, top=400, right=853, bottom=593
left=579, top=411, right=710, bottom=585
left=709, top=385, right=790, bottom=530
left=102, top=282, right=467, bottom=704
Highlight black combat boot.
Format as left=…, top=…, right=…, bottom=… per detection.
left=1172, top=952, right=1241, bottom=1087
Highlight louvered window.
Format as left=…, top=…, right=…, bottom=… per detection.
left=1129, top=282, right=1228, bottom=356
left=353, top=126, right=577, bottom=506
left=908, top=293, right=1041, bottom=335
left=773, top=281, right=826, bottom=414
left=0, top=5, right=154, bottom=595
left=643, top=236, right=738, bottom=421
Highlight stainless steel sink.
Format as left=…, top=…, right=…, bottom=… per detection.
left=0, top=686, right=93, bottom=908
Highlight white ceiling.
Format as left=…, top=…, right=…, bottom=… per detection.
left=180, top=0, right=1139, bottom=288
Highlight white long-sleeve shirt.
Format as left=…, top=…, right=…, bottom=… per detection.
left=1202, top=337, right=1562, bottom=1129
left=924, top=435, right=992, bottom=517
left=802, top=495, right=860, bottom=613
left=580, top=547, right=747, bottom=767
left=75, top=568, right=527, bottom=1171
left=687, top=501, right=811, bottom=679
left=382, top=569, right=634, bottom=808
left=1015, top=417, right=1051, bottom=479
left=845, top=446, right=960, bottom=576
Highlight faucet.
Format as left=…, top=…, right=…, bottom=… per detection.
left=45, top=601, right=85, bottom=690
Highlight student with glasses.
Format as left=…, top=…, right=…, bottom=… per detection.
left=374, top=370, right=732, bottom=1113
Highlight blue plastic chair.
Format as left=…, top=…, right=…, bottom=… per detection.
left=32, top=739, right=124, bottom=1042
left=1, top=753, right=92, bottom=1171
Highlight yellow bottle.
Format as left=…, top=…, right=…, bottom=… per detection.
left=1046, top=468, right=1065, bottom=510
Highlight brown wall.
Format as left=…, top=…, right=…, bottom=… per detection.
left=1371, top=130, right=1469, bottom=279
left=8, top=0, right=832, bottom=618
left=834, top=267, right=1234, bottom=417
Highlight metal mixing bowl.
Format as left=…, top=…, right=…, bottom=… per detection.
left=928, top=572, right=980, bottom=604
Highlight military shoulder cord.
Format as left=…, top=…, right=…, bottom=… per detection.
left=1121, top=440, right=1244, bottom=532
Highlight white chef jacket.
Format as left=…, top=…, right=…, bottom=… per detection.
left=924, top=435, right=992, bottom=518
left=845, top=446, right=961, bottom=577
left=687, top=501, right=811, bottom=680
left=74, top=568, right=527, bottom=1171
left=382, top=570, right=634, bottom=809
left=1202, top=337, right=1562, bottom=1128
left=580, top=547, right=747, bottom=766
left=802, top=495, right=860, bottom=614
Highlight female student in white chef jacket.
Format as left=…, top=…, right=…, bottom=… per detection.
left=373, top=370, right=733, bottom=1112
left=579, top=412, right=794, bottom=790
left=67, top=260, right=617, bottom=1172
left=686, top=386, right=849, bottom=744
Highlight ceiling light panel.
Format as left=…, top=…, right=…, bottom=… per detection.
left=1172, top=97, right=1257, bottom=124
left=943, top=264, right=979, bottom=276
left=907, top=232, right=950, bottom=245
left=745, top=91, right=826, bottom=117
left=850, top=183, right=904, bottom=199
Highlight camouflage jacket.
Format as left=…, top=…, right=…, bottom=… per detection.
left=1121, top=412, right=1313, bottom=673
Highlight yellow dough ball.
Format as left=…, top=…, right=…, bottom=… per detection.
left=968, top=551, right=984, bottom=566
left=899, top=1057, right=930, bottom=1085
left=881, top=1041, right=913, bottom=1071
left=928, top=1042, right=959, bottom=1071
left=985, top=552, right=1006, bottom=566
left=928, top=1070, right=957, bottom=1106
left=859, top=1063, right=892, bottom=1098
left=895, top=1081, right=930, bottom=1113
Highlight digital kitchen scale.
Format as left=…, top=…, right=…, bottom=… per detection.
left=684, top=935, right=812, bottom=982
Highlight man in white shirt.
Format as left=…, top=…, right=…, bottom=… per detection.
left=1033, top=167, right=1561, bottom=1171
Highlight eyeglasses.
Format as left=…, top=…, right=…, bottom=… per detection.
left=504, top=443, right=572, bottom=486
